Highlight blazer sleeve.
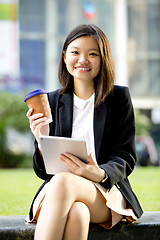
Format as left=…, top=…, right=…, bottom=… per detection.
left=33, top=140, right=52, bottom=180
left=32, top=90, right=60, bottom=180
left=99, top=87, right=137, bottom=189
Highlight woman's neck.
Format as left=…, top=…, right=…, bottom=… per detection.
left=73, top=80, right=95, bottom=100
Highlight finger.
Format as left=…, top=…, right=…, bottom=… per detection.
left=63, top=153, right=84, bottom=167
left=60, top=154, right=80, bottom=172
left=26, top=108, right=33, bottom=118
left=60, top=153, right=77, bottom=164
left=29, top=113, right=44, bottom=122
left=29, top=114, right=45, bottom=128
left=60, top=153, right=84, bottom=168
left=31, top=117, right=47, bottom=131
left=33, top=122, right=48, bottom=142
left=88, top=152, right=97, bottom=165
left=36, top=122, right=48, bottom=136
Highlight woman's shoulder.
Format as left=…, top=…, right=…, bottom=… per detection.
left=107, top=85, right=131, bottom=100
left=47, top=89, right=62, bottom=103
left=103, top=85, right=132, bottom=108
left=48, top=89, right=73, bottom=104
left=112, top=85, right=129, bottom=94
left=48, top=89, right=61, bottom=97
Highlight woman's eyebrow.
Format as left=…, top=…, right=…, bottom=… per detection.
left=69, top=46, right=99, bottom=52
left=69, top=46, right=79, bottom=50
left=89, top=49, right=99, bottom=52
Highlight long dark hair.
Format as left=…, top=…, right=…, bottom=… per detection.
left=58, top=24, right=115, bottom=106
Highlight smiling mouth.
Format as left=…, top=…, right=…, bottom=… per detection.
left=75, top=67, right=91, bottom=71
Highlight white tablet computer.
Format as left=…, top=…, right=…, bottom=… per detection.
left=39, top=136, right=88, bottom=174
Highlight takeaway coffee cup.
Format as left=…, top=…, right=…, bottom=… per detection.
left=24, top=89, right=52, bottom=124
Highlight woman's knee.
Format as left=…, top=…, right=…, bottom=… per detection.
left=47, top=172, right=76, bottom=201
left=49, top=172, right=75, bottom=190
left=67, top=202, right=90, bottom=227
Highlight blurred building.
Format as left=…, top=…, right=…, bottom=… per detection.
left=0, top=0, right=160, bottom=162
left=0, top=0, right=160, bottom=119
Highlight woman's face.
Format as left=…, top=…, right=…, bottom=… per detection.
left=64, top=36, right=101, bottom=85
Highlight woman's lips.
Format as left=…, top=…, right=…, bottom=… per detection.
left=75, top=66, right=91, bottom=71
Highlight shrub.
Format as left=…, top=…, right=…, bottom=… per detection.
left=0, top=91, right=31, bottom=168
left=134, top=109, right=151, bottom=136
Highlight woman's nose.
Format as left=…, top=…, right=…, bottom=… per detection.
left=78, top=55, right=89, bottom=64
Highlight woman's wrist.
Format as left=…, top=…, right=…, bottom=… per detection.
left=99, top=169, right=108, bottom=183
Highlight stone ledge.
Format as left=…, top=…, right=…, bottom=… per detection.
left=0, top=212, right=160, bottom=240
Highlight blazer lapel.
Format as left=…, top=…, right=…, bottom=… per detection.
left=59, top=93, right=73, bottom=138
left=94, top=99, right=109, bottom=160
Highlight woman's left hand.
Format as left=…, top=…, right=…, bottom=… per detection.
left=60, top=152, right=105, bottom=182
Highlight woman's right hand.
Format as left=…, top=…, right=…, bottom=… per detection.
left=26, top=108, right=49, bottom=144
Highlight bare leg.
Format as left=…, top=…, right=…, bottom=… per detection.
left=63, top=202, right=90, bottom=240
left=34, top=172, right=111, bottom=240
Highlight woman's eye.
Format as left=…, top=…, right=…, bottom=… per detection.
left=71, top=51, right=79, bottom=54
left=89, top=53, right=98, bottom=56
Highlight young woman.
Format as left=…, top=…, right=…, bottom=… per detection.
left=26, top=24, right=143, bottom=240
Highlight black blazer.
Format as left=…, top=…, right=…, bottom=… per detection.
left=29, top=85, right=143, bottom=220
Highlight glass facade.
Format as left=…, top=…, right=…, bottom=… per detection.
left=19, top=0, right=45, bottom=33
left=128, top=0, right=160, bottom=97
left=19, top=0, right=45, bottom=90
left=20, top=39, right=45, bottom=89
left=18, top=0, right=115, bottom=92
left=1, top=0, right=160, bottom=104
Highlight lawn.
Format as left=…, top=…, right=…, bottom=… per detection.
left=0, top=167, right=160, bottom=216
left=0, top=169, right=43, bottom=216
left=129, top=167, right=160, bottom=211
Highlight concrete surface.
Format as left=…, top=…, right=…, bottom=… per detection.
left=0, top=212, right=160, bottom=240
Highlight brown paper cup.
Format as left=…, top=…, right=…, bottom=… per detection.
left=24, top=89, right=52, bottom=123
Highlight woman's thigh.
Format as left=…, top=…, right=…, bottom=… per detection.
left=49, top=172, right=111, bottom=223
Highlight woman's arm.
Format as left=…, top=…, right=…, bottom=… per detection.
left=26, top=108, right=51, bottom=180
left=33, top=140, right=52, bottom=180
left=99, top=87, right=136, bottom=189
left=31, top=90, right=59, bottom=180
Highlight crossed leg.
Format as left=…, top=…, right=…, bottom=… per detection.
left=63, top=202, right=90, bottom=240
left=34, top=172, right=111, bottom=240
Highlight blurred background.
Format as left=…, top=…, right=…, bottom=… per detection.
left=0, top=0, right=160, bottom=168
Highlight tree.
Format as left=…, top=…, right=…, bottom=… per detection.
left=0, top=92, right=31, bottom=167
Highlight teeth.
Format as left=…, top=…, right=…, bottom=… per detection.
left=76, top=67, right=90, bottom=71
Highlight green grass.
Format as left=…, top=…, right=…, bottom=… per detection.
left=129, top=167, right=160, bottom=211
left=0, top=167, right=160, bottom=216
left=0, top=169, right=43, bottom=216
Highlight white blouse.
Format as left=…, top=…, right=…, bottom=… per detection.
left=71, top=93, right=96, bottom=161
